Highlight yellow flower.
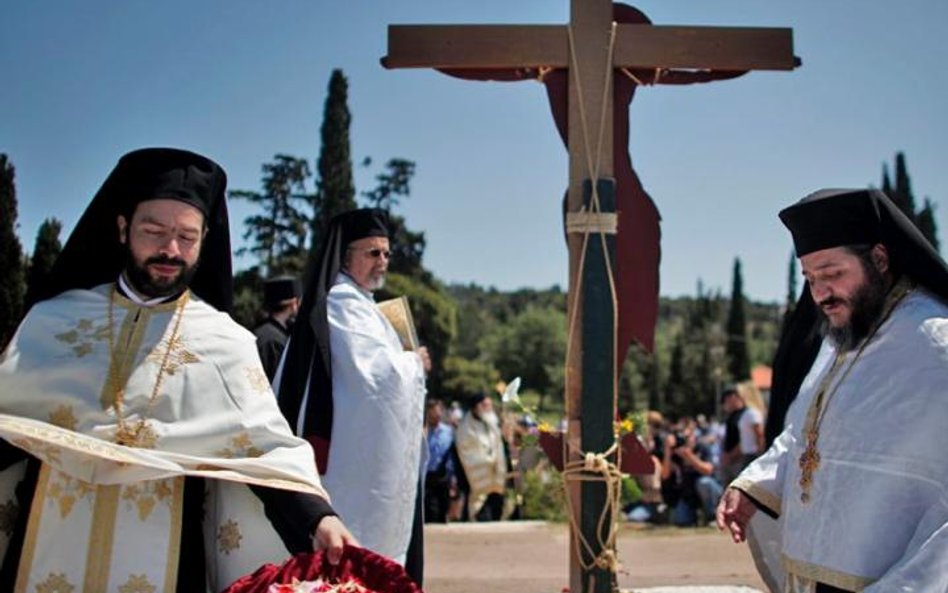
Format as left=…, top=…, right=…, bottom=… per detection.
left=537, top=421, right=554, bottom=433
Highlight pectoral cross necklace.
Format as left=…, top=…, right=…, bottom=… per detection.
left=797, top=279, right=912, bottom=503
left=107, top=285, right=189, bottom=448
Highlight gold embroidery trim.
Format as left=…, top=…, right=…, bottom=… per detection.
left=84, top=482, right=121, bottom=593
left=162, top=477, right=184, bottom=593
left=101, top=299, right=151, bottom=411
left=218, top=519, right=242, bottom=554
left=0, top=417, right=326, bottom=495
left=784, top=555, right=874, bottom=591
left=14, top=463, right=53, bottom=593
left=731, top=477, right=781, bottom=516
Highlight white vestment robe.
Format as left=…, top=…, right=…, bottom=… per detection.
left=733, top=288, right=948, bottom=592
left=0, top=285, right=330, bottom=592
left=290, top=273, right=426, bottom=565
left=455, top=414, right=507, bottom=518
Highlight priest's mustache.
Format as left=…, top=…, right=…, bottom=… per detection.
left=146, top=255, right=186, bottom=268
left=817, top=296, right=846, bottom=309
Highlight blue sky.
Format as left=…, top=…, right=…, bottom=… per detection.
left=3, top=1, right=946, bottom=302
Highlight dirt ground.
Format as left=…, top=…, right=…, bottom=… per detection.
left=423, top=521, right=766, bottom=593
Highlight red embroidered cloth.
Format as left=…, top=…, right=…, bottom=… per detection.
left=222, top=546, right=422, bottom=593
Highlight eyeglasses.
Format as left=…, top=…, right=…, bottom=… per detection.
left=348, top=247, right=392, bottom=260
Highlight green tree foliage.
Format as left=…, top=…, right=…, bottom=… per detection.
left=780, top=251, right=798, bottom=338
left=725, top=258, right=750, bottom=382
left=481, top=305, right=567, bottom=413
left=916, top=198, right=939, bottom=253
left=441, top=355, right=499, bottom=403
left=231, top=267, right=265, bottom=330
left=0, top=155, right=25, bottom=350
left=24, top=218, right=62, bottom=308
left=231, top=155, right=312, bottom=277
left=311, top=69, right=356, bottom=256
left=363, top=158, right=415, bottom=212
left=890, top=152, right=917, bottom=219
left=376, top=272, right=457, bottom=396
left=360, top=158, right=428, bottom=281
left=881, top=152, right=939, bottom=251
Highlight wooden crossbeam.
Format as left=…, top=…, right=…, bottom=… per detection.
left=385, top=24, right=795, bottom=71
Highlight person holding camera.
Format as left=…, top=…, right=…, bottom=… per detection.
left=660, top=418, right=724, bottom=526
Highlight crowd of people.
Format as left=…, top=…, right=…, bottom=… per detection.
left=623, top=383, right=766, bottom=527
left=1, top=147, right=946, bottom=592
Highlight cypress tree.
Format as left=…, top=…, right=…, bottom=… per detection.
left=0, top=155, right=25, bottom=350
left=725, top=257, right=750, bottom=381
left=311, top=69, right=356, bottom=256
left=891, top=152, right=917, bottom=221
left=25, top=217, right=63, bottom=309
left=880, top=152, right=938, bottom=250
left=916, top=197, right=940, bottom=253
left=881, top=164, right=893, bottom=197
left=780, top=251, right=799, bottom=338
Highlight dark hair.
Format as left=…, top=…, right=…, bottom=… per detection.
left=843, top=243, right=897, bottom=280
left=719, top=386, right=739, bottom=403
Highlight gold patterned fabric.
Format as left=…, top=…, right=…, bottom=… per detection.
left=0, top=284, right=330, bottom=591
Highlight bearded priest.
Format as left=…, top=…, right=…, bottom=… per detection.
left=717, top=189, right=948, bottom=592
left=0, top=148, right=356, bottom=592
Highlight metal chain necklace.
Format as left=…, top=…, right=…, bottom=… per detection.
left=107, top=285, right=189, bottom=448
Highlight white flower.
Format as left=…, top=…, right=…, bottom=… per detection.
left=501, top=376, right=522, bottom=405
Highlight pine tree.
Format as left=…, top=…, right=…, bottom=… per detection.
left=725, top=257, right=750, bottom=381
left=311, top=69, right=356, bottom=256
left=916, top=197, right=940, bottom=253
left=24, top=218, right=63, bottom=308
left=230, top=154, right=312, bottom=276
left=0, top=154, right=25, bottom=350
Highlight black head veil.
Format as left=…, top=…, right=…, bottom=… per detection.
left=767, top=188, right=948, bottom=442
left=33, top=147, right=233, bottom=312
left=276, top=208, right=389, bottom=471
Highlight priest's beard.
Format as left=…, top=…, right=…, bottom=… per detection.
left=477, top=410, right=500, bottom=428
left=367, top=273, right=386, bottom=291
left=817, top=263, right=888, bottom=352
left=124, top=248, right=200, bottom=299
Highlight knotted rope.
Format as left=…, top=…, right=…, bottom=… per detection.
left=559, top=21, right=626, bottom=592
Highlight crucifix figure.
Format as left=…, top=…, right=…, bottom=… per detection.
left=383, top=2, right=797, bottom=591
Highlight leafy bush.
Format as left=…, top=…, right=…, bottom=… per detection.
left=520, top=466, right=568, bottom=522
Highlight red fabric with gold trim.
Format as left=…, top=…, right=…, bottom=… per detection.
left=222, top=546, right=422, bottom=593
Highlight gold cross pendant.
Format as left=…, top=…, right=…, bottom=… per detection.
left=798, top=431, right=821, bottom=504
left=115, top=422, right=158, bottom=449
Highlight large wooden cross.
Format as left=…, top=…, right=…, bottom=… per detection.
left=384, top=2, right=795, bottom=591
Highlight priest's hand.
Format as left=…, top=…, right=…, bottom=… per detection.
left=417, top=346, right=432, bottom=373
left=312, top=515, right=360, bottom=565
left=715, top=487, right=756, bottom=544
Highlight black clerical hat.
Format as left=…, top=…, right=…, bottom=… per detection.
left=336, top=208, right=390, bottom=246
left=263, top=276, right=302, bottom=309
left=113, top=148, right=226, bottom=219
left=779, top=189, right=882, bottom=256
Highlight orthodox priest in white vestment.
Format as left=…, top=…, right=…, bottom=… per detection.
left=718, top=189, right=948, bottom=593
left=455, top=393, right=508, bottom=520
left=0, top=148, right=354, bottom=593
left=276, top=209, right=428, bottom=585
